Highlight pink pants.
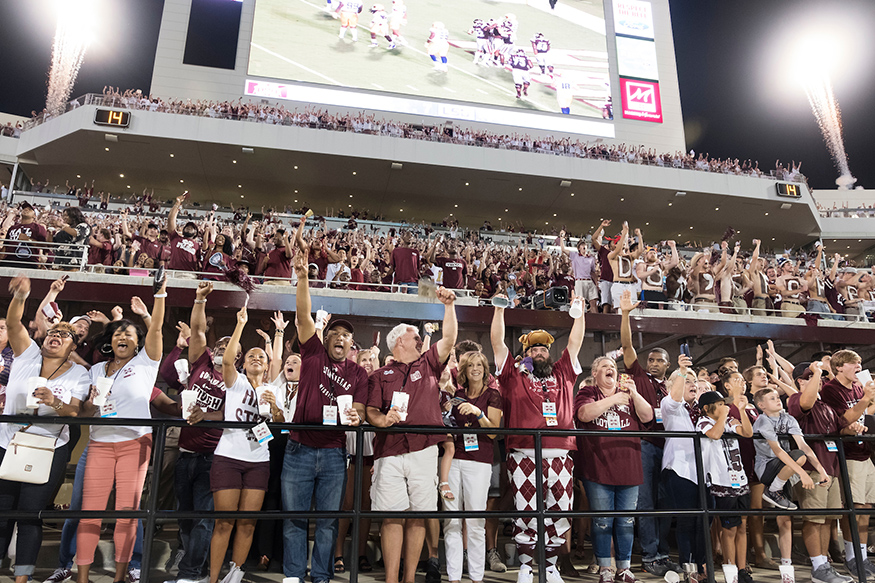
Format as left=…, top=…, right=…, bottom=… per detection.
left=76, top=435, right=152, bottom=565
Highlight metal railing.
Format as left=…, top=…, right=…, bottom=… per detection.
left=0, top=239, right=89, bottom=271
left=21, top=94, right=805, bottom=185
left=2, top=414, right=874, bottom=583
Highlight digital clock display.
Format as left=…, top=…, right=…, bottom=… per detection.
left=94, top=109, right=131, bottom=128
left=776, top=183, right=801, bottom=198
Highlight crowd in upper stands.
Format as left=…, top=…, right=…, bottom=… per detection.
left=14, top=86, right=809, bottom=184
left=816, top=202, right=875, bottom=218
left=0, top=186, right=871, bottom=320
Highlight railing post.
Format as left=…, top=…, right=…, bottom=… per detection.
left=692, top=430, right=715, bottom=583
left=837, top=438, right=867, bottom=583
left=534, top=432, right=546, bottom=582
left=140, top=421, right=167, bottom=582
left=349, top=425, right=365, bottom=583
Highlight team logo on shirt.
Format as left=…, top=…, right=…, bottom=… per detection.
left=411, top=371, right=422, bottom=382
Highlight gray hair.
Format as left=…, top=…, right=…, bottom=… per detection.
left=386, top=323, right=416, bottom=353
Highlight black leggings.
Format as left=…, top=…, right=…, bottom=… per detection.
left=0, top=442, right=71, bottom=576
left=662, top=468, right=709, bottom=569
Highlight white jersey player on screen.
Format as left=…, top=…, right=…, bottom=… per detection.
left=468, top=18, right=490, bottom=65
left=509, top=48, right=532, bottom=98
left=337, top=0, right=364, bottom=41
left=389, top=0, right=408, bottom=46
left=369, top=4, right=395, bottom=48
left=531, top=33, right=554, bottom=76
left=498, top=14, right=518, bottom=64
left=426, top=21, right=450, bottom=72
left=554, top=70, right=573, bottom=114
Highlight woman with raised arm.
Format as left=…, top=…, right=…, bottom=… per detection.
left=75, top=280, right=166, bottom=583
left=208, top=301, right=273, bottom=583
left=0, top=276, right=90, bottom=583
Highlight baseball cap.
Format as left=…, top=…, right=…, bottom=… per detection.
left=70, top=315, right=91, bottom=326
left=698, top=391, right=732, bottom=409
left=326, top=319, right=355, bottom=335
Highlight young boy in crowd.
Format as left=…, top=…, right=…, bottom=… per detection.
left=697, top=391, right=753, bottom=583
left=753, top=387, right=831, bottom=583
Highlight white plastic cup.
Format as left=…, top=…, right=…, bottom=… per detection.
left=256, top=386, right=274, bottom=417
left=504, top=543, right=517, bottom=567
left=283, top=578, right=300, bottom=583
left=26, top=376, right=47, bottom=409
left=93, top=377, right=113, bottom=407
left=491, top=296, right=510, bottom=309
left=778, top=564, right=795, bottom=583
left=174, top=359, right=190, bottom=384
left=664, top=571, right=680, bottom=583
left=721, top=563, right=738, bottom=583
left=181, top=390, right=198, bottom=420
left=337, top=394, right=353, bottom=425
left=857, top=369, right=873, bottom=386
left=316, top=309, right=328, bottom=328
left=568, top=297, right=583, bottom=319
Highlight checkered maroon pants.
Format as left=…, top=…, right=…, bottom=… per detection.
left=507, top=451, right=574, bottom=557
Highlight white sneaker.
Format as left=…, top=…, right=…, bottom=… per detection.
left=546, top=566, right=565, bottom=583
left=220, top=564, right=244, bottom=583
left=518, top=565, right=534, bottom=583
left=128, top=568, right=141, bottom=583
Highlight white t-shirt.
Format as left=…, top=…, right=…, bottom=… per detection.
left=0, top=341, right=90, bottom=448
left=88, top=349, right=160, bottom=443
left=269, top=373, right=298, bottom=422
left=214, top=373, right=270, bottom=463
left=696, top=416, right=749, bottom=496
left=660, top=394, right=699, bottom=483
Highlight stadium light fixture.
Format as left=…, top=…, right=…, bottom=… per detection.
left=119, top=174, right=124, bottom=178
left=76, top=174, right=81, bottom=178
left=104, top=147, right=109, bottom=151
left=170, top=154, right=174, bottom=158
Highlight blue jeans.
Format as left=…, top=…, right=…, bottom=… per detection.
left=583, top=480, right=639, bottom=569
left=637, top=440, right=670, bottom=562
left=175, top=452, right=215, bottom=579
left=281, top=441, right=347, bottom=582
left=397, top=281, right=418, bottom=294
left=59, top=445, right=143, bottom=570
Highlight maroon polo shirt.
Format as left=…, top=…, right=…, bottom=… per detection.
left=450, top=386, right=503, bottom=464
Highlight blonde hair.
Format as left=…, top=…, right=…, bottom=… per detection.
left=831, top=349, right=861, bottom=375
left=457, top=352, right=489, bottom=389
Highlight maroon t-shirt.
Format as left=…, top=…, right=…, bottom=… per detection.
left=436, top=256, right=467, bottom=289
left=392, top=246, right=421, bottom=283
left=291, top=335, right=369, bottom=449
left=496, top=349, right=580, bottom=451
left=626, top=359, right=668, bottom=448
left=263, top=247, right=292, bottom=279
left=88, top=240, right=113, bottom=266
left=179, top=350, right=226, bottom=453
left=450, top=386, right=503, bottom=464
left=787, top=392, right=846, bottom=476
left=167, top=232, right=201, bottom=272
left=368, top=344, right=448, bottom=459
left=728, top=403, right=759, bottom=480
left=552, top=274, right=575, bottom=295
left=134, top=235, right=164, bottom=260
left=574, top=385, right=644, bottom=486
left=597, top=246, right=613, bottom=282
left=820, top=377, right=870, bottom=461
left=6, top=222, right=48, bottom=263
left=350, top=268, right=365, bottom=290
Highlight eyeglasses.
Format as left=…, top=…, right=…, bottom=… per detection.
left=47, top=330, right=74, bottom=340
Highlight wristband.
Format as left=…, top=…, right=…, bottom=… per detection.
left=13, top=292, right=29, bottom=301
left=154, top=293, right=168, bottom=298
left=275, top=330, right=285, bottom=335
left=51, top=399, right=63, bottom=411
left=194, top=299, right=206, bottom=304
left=477, top=411, right=485, bottom=419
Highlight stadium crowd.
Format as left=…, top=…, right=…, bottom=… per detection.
left=18, top=87, right=808, bottom=183
left=0, top=225, right=874, bottom=583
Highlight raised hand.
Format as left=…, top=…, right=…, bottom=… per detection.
left=196, top=281, right=213, bottom=299
left=131, top=296, right=149, bottom=317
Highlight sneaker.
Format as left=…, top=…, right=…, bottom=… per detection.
left=166, top=549, right=185, bottom=574
left=388, top=42, right=396, bottom=49
left=738, top=569, right=754, bottom=583
left=599, top=569, right=616, bottom=583
left=517, top=565, right=534, bottom=583
left=845, top=558, right=875, bottom=579
left=546, top=566, right=565, bottom=583
left=617, top=569, right=638, bottom=583
left=763, top=488, right=798, bottom=510
left=812, top=564, right=853, bottom=583
left=663, top=560, right=684, bottom=574
left=642, top=561, right=669, bottom=577
left=44, top=569, right=72, bottom=583
left=487, top=548, right=507, bottom=573
left=220, top=563, right=244, bottom=583
left=425, top=557, right=441, bottom=583
left=128, top=568, right=141, bottom=583
left=462, top=550, right=468, bottom=574
left=830, top=541, right=846, bottom=564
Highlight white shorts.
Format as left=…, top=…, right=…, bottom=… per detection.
left=611, top=281, right=639, bottom=309
left=372, top=444, right=439, bottom=511
left=598, top=280, right=612, bottom=306
left=575, top=279, right=598, bottom=301
left=512, top=69, right=530, bottom=85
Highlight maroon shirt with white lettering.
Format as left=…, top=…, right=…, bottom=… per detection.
left=391, top=246, right=420, bottom=283
left=167, top=231, right=201, bottom=272
left=368, top=344, right=447, bottom=459
left=291, top=335, right=368, bottom=449
left=574, top=385, right=644, bottom=486
left=178, top=350, right=226, bottom=453
left=6, top=222, right=47, bottom=264
left=436, top=256, right=467, bottom=289
left=134, top=235, right=164, bottom=260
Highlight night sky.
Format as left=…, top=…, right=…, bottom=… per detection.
left=0, top=0, right=872, bottom=192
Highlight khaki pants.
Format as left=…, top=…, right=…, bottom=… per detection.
left=781, top=300, right=805, bottom=318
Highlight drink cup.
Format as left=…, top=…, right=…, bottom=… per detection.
left=504, top=543, right=517, bottom=567
left=174, top=359, right=190, bottom=384
left=664, top=572, right=680, bottom=583
left=491, top=296, right=510, bottom=309
left=316, top=309, right=328, bottom=326
left=256, top=386, right=274, bottom=417
left=181, top=390, right=198, bottom=420
left=26, top=376, right=47, bottom=409
left=337, top=394, right=353, bottom=425
left=94, top=377, right=113, bottom=407
left=284, top=578, right=300, bottom=583
left=857, top=369, right=873, bottom=386
left=568, top=297, right=583, bottom=319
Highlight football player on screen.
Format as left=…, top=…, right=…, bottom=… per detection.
left=369, top=4, right=395, bottom=49
left=389, top=0, right=408, bottom=46
left=338, top=0, right=364, bottom=42
left=498, top=14, right=518, bottom=66
left=531, top=33, right=554, bottom=77
left=509, top=48, right=532, bottom=99
left=554, top=70, right=573, bottom=114
left=426, top=22, right=450, bottom=72
left=468, top=18, right=490, bottom=65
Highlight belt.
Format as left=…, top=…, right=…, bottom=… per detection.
left=754, top=296, right=769, bottom=300
left=783, top=299, right=802, bottom=305
left=693, top=296, right=715, bottom=303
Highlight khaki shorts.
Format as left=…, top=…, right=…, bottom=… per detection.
left=781, top=300, right=805, bottom=319
left=845, top=459, right=875, bottom=505
left=794, top=470, right=842, bottom=523
left=575, top=279, right=598, bottom=301
left=372, top=444, right=439, bottom=512
left=263, top=279, right=291, bottom=286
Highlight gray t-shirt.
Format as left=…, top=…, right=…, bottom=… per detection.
left=752, top=410, right=802, bottom=479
